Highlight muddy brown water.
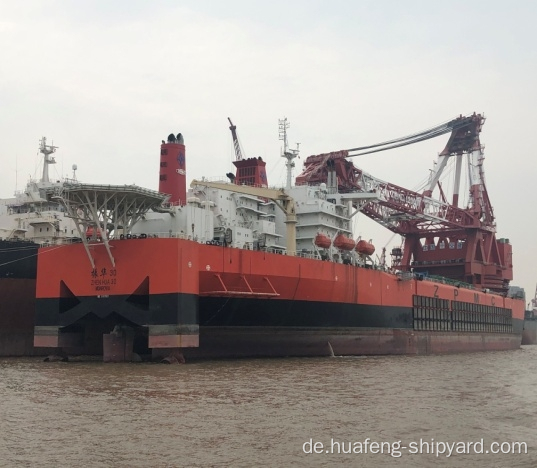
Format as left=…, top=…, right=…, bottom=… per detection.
left=1, top=347, right=537, bottom=467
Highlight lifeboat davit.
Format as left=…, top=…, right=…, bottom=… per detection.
left=314, top=233, right=331, bottom=249
left=355, top=240, right=375, bottom=256
left=333, top=234, right=355, bottom=251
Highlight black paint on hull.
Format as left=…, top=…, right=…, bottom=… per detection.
left=0, top=240, right=38, bottom=279
left=199, top=297, right=413, bottom=328
left=37, top=293, right=523, bottom=334
left=35, top=293, right=199, bottom=328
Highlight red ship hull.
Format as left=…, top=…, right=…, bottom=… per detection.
left=34, top=238, right=525, bottom=360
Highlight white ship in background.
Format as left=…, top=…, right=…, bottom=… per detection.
left=0, top=137, right=80, bottom=245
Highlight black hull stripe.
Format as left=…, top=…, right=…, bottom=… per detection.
left=200, top=297, right=413, bottom=328
left=37, top=293, right=427, bottom=329
left=36, top=293, right=198, bottom=327
left=36, top=293, right=525, bottom=334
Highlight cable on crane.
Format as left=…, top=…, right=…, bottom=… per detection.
left=345, top=115, right=474, bottom=157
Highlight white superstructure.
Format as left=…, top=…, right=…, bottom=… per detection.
left=0, top=138, right=80, bottom=245
left=126, top=120, right=380, bottom=266
left=128, top=178, right=378, bottom=266
left=3, top=129, right=379, bottom=269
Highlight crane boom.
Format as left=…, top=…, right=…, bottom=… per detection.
left=352, top=167, right=481, bottom=234
left=296, top=114, right=489, bottom=232
left=295, top=113, right=512, bottom=292
left=228, top=117, right=244, bottom=161
left=344, top=114, right=480, bottom=158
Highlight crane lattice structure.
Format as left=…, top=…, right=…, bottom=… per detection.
left=296, top=113, right=512, bottom=293
left=228, top=117, right=245, bottom=161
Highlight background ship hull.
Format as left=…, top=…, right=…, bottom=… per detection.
left=522, top=319, right=537, bottom=345
left=0, top=240, right=44, bottom=356
left=0, top=279, right=37, bottom=355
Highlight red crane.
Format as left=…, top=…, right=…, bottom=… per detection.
left=227, top=118, right=268, bottom=187
left=296, top=113, right=513, bottom=294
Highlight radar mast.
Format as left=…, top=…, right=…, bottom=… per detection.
left=39, top=137, right=57, bottom=183
left=279, top=118, right=300, bottom=189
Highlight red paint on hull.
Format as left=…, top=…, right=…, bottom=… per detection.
left=37, top=238, right=200, bottom=299
left=198, top=243, right=525, bottom=319
left=34, top=238, right=526, bottom=358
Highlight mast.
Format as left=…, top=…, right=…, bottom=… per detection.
left=278, top=118, right=300, bottom=190
left=39, top=137, right=57, bottom=183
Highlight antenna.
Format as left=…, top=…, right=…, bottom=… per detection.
left=278, top=118, right=300, bottom=189
left=278, top=118, right=290, bottom=154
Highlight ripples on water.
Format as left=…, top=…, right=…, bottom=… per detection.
left=1, top=347, right=537, bottom=467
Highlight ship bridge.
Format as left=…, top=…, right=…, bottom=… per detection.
left=52, top=182, right=170, bottom=268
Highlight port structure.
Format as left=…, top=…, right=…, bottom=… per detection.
left=296, top=113, right=512, bottom=293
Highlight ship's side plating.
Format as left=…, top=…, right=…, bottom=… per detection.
left=32, top=126, right=526, bottom=360
left=193, top=244, right=523, bottom=358
left=35, top=238, right=199, bottom=357
left=34, top=236, right=524, bottom=359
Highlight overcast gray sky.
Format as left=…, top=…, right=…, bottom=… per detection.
left=1, top=0, right=535, bottom=300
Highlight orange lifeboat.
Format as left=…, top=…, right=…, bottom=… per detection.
left=355, top=240, right=375, bottom=256
left=333, top=234, right=355, bottom=251
left=314, top=233, right=331, bottom=249
left=85, top=227, right=101, bottom=239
